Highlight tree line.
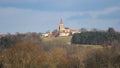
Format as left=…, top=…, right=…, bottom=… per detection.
left=0, top=32, right=42, bottom=48
left=71, top=28, right=120, bottom=45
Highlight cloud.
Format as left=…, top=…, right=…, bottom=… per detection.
left=0, top=6, right=120, bottom=33
left=0, top=0, right=120, bottom=33
left=0, top=0, right=119, bottom=12
left=88, top=6, right=120, bottom=18
left=0, top=0, right=39, bottom=3
left=0, top=0, right=80, bottom=7
left=0, top=0, right=82, bottom=11
left=0, top=0, right=79, bottom=4
left=67, top=14, right=91, bottom=20
left=1, top=6, right=119, bottom=21
left=67, top=6, right=120, bottom=20
left=0, top=7, right=80, bottom=33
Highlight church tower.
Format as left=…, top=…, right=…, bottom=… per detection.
left=58, top=19, right=65, bottom=32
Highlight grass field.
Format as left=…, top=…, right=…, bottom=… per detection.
left=42, top=36, right=103, bottom=49
left=42, top=36, right=72, bottom=44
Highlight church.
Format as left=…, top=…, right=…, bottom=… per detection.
left=57, top=19, right=80, bottom=36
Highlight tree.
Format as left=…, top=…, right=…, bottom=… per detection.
left=80, top=28, right=87, bottom=32
left=91, top=28, right=99, bottom=32
left=52, top=29, right=59, bottom=37
left=108, top=27, right=115, bottom=33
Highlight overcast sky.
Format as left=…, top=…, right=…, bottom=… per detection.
left=0, top=0, right=120, bottom=33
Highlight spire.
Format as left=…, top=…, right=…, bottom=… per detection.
left=60, top=18, right=63, bottom=24
left=58, top=18, right=64, bottom=32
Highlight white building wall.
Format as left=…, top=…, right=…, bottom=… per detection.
left=59, top=33, right=70, bottom=36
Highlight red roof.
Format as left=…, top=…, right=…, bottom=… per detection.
left=71, top=30, right=80, bottom=32
left=65, top=27, right=69, bottom=29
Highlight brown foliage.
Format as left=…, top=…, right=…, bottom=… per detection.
left=0, top=42, right=47, bottom=68
left=0, top=41, right=120, bottom=68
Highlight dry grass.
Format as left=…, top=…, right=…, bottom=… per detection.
left=43, top=36, right=72, bottom=44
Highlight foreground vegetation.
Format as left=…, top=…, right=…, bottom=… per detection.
left=0, top=32, right=120, bottom=68
left=0, top=42, right=120, bottom=68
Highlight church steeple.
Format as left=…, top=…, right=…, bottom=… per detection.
left=60, top=18, right=63, bottom=24
left=58, top=19, right=64, bottom=32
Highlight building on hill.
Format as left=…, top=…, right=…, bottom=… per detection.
left=57, top=19, right=80, bottom=36
left=57, top=19, right=70, bottom=36
left=42, top=19, right=80, bottom=37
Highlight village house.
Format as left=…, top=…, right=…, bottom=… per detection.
left=41, top=32, right=53, bottom=37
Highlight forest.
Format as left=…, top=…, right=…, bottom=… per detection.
left=71, top=31, right=120, bottom=45
left=0, top=28, right=120, bottom=68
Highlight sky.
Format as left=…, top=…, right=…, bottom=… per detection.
left=0, top=0, right=120, bottom=34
